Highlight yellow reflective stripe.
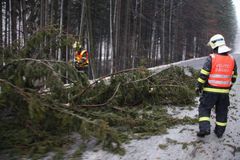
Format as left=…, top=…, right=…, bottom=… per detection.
left=80, top=50, right=87, bottom=56
left=200, top=69, right=210, bottom=75
left=209, top=74, right=232, bottom=78
left=233, top=75, right=238, bottom=78
left=203, top=87, right=230, bottom=93
left=208, top=80, right=231, bottom=85
left=216, top=121, right=227, bottom=126
left=199, top=117, right=210, bottom=122
left=198, top=78, right=206, bottom=83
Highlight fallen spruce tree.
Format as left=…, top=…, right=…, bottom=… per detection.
left=0, top=29, right=199, bottom=158
left=0, top=62, right=198, bottom=157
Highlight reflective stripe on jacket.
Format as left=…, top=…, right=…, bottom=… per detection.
left=208, top=54, right=234, bottom=88
left=75, top=50, right=89, bottom=64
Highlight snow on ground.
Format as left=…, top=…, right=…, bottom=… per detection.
left=81, top=54, right=240, bottom=160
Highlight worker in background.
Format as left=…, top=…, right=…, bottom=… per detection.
left=195, top=34, right=238, bottom=138
left=72, top=41, right=89, bottom=74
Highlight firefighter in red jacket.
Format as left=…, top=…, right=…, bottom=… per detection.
left=72, top=41, right=89, bottom=73
left=196, top=34, right=238, bottom=138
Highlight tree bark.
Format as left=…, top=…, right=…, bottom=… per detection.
left=79, top=0, right=86, bottom=43
left=0, top=0, right=2, bottom=48
left=58, top=0, right=64, bottom=61
left=21, top=0, right=27, bottom=44
left=86, top=0, right=95, bottom=79
left=150, top=0, right=158, bottom=66
left=193, top=36, right=197, bottom=58
left=182, top=38, right=187, bottom=60
left=122, top=0, right=130, bottom=70
left=168, top=0, right=173, bottom=62
left=5, top=0, right=9, bottom=47
left=11, top=0, right=17, bottom=43
left=113, top=0, right=121, bottom=71
left=109, top=0, right=114, bottom=73
left=161, top=0, right=166, bottom=64
left=131, top=0, right=140, bottom=69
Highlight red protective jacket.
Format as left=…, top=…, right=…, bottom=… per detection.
left=208, top=54, right=234, bottom=88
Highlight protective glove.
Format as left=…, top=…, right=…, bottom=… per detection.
left=195, top=86, right=203, bottom=95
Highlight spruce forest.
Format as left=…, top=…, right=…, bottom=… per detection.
left=0, top=0, right=237, bottom=159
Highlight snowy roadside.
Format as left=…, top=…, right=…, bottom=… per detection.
left=81, top=54, right=240, bottom=160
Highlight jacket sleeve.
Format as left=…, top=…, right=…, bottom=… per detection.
left=196, top=56, right=212, bottom=88
left=232, top=59, right=238, bottom=84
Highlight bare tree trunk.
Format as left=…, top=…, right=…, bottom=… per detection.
left=0, top=0, right=3, bottom=66
left=193, top=36, right=197, bottom=58
left=122, top=0, right=130, bottom=70
left=139, top=0, right=143, bottom=59
left=39, top=0, right=45, bottom=56
left=113, top=0, right=121, bottom=71
left=182, top=38, right=187, bottom=60
left=8, top=0, right=11, bottom=48
left=161, top=0, right=166, bottom=64
left=168, top=0, right=173, bottom=62
left=40, top=0, right=45, bottom=29
left=21, top=0, right=27, bottom=44
left=58, top=0, right=64, bottom=61
left=49, top=0, right=54, bottom=58
left=110, top=0, right=114, bottom=73
left=106, top=38, right=110, bottom=74
left=131, top=0, right=140, bottom=69
left=65, top=0, right=71, bottom=83
left=5, top=0, right=9, bottom=47
left=86, top=0, right=95, bottom=79
left=150, top=0, right=158, bottom=66
left=0, top=1, right=2, bottom=48
left=79, top=0, right=86, bottom=43
left=44, top=0, right=48, bottom=47
left=98, top=38, right=103, bottom=76
left=11, top=0, right=17, bottom=44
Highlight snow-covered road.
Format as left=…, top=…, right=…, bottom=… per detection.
left=81, top=54, right=240, bottom=160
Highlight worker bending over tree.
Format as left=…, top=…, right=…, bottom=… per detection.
left=72, top=41, right=89, bottom=74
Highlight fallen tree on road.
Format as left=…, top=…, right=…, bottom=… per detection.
left=0, top=57, right=198, bottom=158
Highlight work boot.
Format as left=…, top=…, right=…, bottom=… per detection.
left=214, top=129, right=223, bottom=138
left=197, top=130, right=210, bottom=137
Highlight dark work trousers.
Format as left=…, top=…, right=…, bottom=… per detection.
left=198, top=92, right=230, bottom=135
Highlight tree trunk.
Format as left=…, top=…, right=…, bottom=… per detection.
left=5, top=0, right=9, bottom=47
left=113, top=0, right=121, bottom=71
left=122, top=0, right=130, bottom=70
left=109, top=0, right=114, bottom=73
left=131, top=0, right=140, bottom=69
left=150, top=0, right=158, bottom=66
left=58, top=0, right=64, bottom=61
left=161, top=0, right=166, bottom=64
left=0, top=0, right=2, bottom=66
left=0, top=0, right=2, bottom=48
left=168, top=0, right=173, bottom=62
left=21, top=0, right=27, bottom=44
left=79, top=0, right=86, bottom=43
left=40, top=0, right=45, bottom=29
left=193, top=36, right=197, bottom=58
left=182, top=38, right=187, bottom=60
left=86, top=0, right=95, bottom=79
left=49, top=0, right=54, bottom=57
left=11, top=0, right=17, bottom=44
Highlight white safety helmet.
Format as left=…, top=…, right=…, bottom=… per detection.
left=72, top=41, right=81, bottom=49
left=207, top=34, right=226, bottom=49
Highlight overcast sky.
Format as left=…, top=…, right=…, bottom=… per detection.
left=233, top=0, right=240, bottom=26
left=232, top=0, right=240, bottom=53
